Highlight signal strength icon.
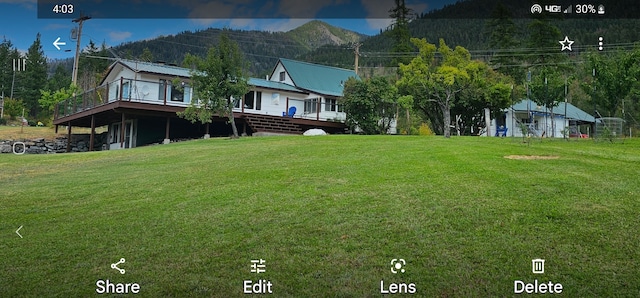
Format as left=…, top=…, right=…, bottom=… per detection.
left=563, top=5, right=572, bottom=14
left=531, top=4, right=543, bottom=14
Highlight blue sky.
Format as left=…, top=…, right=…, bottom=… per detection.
left=0, top=0, right=453, bottom=60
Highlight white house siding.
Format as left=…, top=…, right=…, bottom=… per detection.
left=105, top=70, right=191, bottom=106
left=492, top=110, right=569, bottom=138
left=269, top=62, right=295, bottom=86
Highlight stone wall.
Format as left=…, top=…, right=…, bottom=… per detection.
left=0, top=133, right=108, bottom=154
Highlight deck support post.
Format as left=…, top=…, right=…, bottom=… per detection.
left=120, top=113, right=126, bottom=148
left=66, top=121, right=72, bottom=153
left=164, top=116, right=171, bottom=144
left=89, top=115, right=95, bottom=151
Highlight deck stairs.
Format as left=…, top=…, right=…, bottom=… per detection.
left=243, top=114, right=302, bottom=134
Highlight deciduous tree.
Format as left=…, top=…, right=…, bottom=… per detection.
left=39, top=84, right=80, bottom=113
left=583, top=49, right=640, bottom=119
left=398, top=38, right=512, bottom=137
left=529, top=66, right=567, bottom=137
left=342, top=76, right=397, bottom=134
left=179, top=33, right=249, bottom=138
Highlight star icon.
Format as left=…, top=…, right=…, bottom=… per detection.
left=559, top=36, right=574, bottom=52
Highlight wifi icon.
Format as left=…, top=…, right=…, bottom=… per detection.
left=531, top=4, right=543, bottom=14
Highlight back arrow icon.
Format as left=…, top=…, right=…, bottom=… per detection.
left=53, top=37, right=66, bottom=50
left=16, top=225, right=23, bottom=238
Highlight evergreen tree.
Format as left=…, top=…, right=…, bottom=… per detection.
left=485, top=2, right=523, bottom=83
left=526, top=17, right=564, bottom=70
left=78, top=40, right=110, bottom=91
left=140, top=48, right=154, bottom=62
left=22, top=33, right=48, bottom=118
left=0, top=38, right=20, bottom=97
left=46, top=64, right=71, bottom=92
left=388, top=0, right=413, bottom=66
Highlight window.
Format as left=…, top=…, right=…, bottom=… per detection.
left=242, top=91, right=262, bottom=110
left=279, top=71, right=285, bottom=81
left=122, top=81, right=130, bottom=99
left=170, top=82, right=184, bottom=102
left=325, top=98, right=337, bottom=112
left=304, top=98, right=319, bottom=114
left=183, top=85, right=191, bottom=103
left=255, top=91, right=262, bottom=110
left=244, top=91, right=255, bottom=109
left=159, top=79, right=166, bottom=101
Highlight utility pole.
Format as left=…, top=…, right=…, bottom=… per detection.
left=72, top=14, right=91, bottom=86
left=564, top=77, right=568, bottom=139
left=10, top=67, right=15, bottom=99
left=352, top=42, right=361, bottom=76
left=10, top=58, right=25, bottom=100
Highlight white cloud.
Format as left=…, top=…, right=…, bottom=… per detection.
left=109, top=31, right=132, bottom=42
left=365, top=18, right=394, bottom=32
left=361, top=0, right=394, bottom=31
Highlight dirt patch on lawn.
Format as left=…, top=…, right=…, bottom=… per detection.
left=504, top=155, right=560, bottom=160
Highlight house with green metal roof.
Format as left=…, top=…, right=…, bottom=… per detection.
left=490, top=99, right=596, bottom=138
left=268, top=58, right=359, bottom=123
left=53, top=58, right=353, bottom=151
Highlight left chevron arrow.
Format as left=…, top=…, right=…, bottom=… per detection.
left=16, top=225, right=23, bottom=238
left=53, top=37, right=66, bottom=50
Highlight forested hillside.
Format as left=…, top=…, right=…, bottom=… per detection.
left=303, top=0, right=640, bottom=71
left=111, top=20, right=365, bottom=76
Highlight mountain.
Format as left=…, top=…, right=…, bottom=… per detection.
left=286, top=20, right=367, bottom=51
left=110, top=20, right=366, bottom=76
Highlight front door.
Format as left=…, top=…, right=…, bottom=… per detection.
left=109, top=120, right=136, bottom=149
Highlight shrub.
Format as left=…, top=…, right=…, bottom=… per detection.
left=3, top=98, right=26, bottom=119
left=0, top=117, right=6, bottom=125
left=418, top=123, right=435, bottom=136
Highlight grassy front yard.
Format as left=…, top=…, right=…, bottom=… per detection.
left=1, top=136, right=638, bottom=297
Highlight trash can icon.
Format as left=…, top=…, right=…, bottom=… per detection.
left=532, top=259, right=545, bottom=274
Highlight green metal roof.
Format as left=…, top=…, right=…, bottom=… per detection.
left=556, top=102, right=596, bottom=123
left=108, top=60, right=310, bottom=94
left=278, top=58, right=359, bottom=97
left=248, top=78, right=307, bottom=94
left=510, top=99, right=595, bottom=123
left=119, top=59, right=192, bottom=78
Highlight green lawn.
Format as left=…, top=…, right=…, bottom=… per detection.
left=1, top=136, right=638, bottom=297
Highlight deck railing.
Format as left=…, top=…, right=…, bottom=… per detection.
left=53, top=77, right=346, bottom=124
left=54, top=78, right=191, bottom=120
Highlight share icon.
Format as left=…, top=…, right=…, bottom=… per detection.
left=111, top=258, right=126, bottom=274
